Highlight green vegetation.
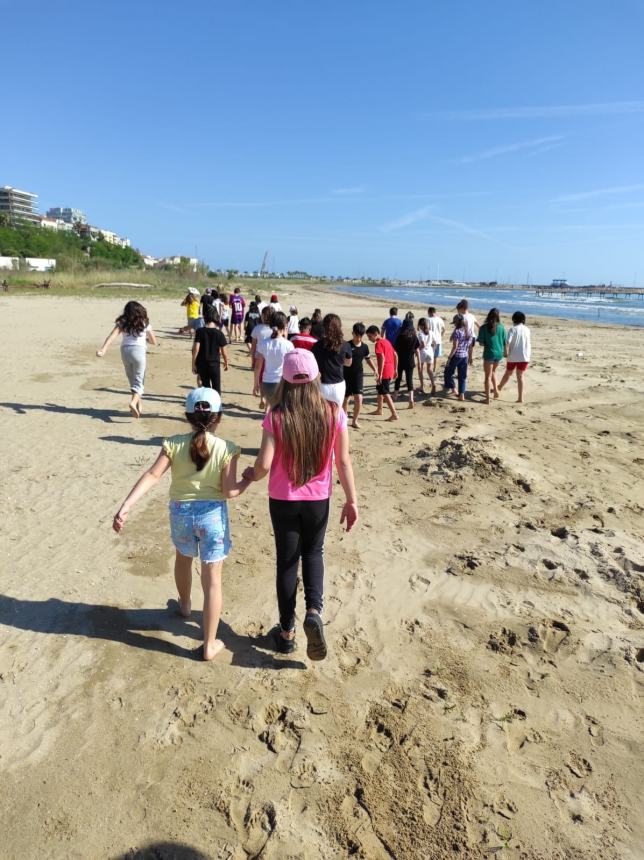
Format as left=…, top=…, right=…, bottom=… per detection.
left=0, top=222, right=143, bottom=270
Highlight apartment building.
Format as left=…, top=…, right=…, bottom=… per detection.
left=46, top=206, right=87, bottom=225
left=0, top=186, right=39, bottom=224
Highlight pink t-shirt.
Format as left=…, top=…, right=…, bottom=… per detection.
left=261, top=406, right=347, bottom=501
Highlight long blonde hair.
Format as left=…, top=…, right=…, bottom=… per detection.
left=272, top=379, right=335, bottom=486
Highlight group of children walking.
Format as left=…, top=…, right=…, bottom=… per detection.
left=100, top=291, right=530, bottom=663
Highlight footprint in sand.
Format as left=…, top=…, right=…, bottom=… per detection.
left=256, top=703, right=308, bottom=771
left=337, top=631, right=372, bottom=676
left=223, top=787, right=277, bottom=859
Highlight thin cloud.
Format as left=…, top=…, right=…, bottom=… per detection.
left=331, top=186, right=365, bottom=195
left=552, top=183, right=644, bottom=203
left=457, top=135, right=564, bottom=164
left=433, top=101, right=644, bottom=120
left=381, top=206, right=434, bottom=232
left=422, top=213, right=501, bottom=244
left=380, top=208, right=502, bottom=245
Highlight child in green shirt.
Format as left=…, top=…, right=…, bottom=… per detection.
left=477, top=308, right=507, bottom=405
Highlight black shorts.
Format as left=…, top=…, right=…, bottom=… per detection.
left=345, top=373, right=364, bottom=396
left=376, top=378, right=392, bottom=395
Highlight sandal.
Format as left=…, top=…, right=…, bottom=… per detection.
left=303, top=613, right=327, bottom=661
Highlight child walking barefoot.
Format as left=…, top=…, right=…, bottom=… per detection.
left=366, top=326, right=399, bottom=420
left=416, top=317, right=437, bottom=394
left=243, top=350, right=358, bottom=660
left=477, top=307, right=507, bottom=405
left=112, top=387, right=250, bottom=660
left=498, top=311, right=531, bottom=403
left=96, top=300, right=157, bottom=418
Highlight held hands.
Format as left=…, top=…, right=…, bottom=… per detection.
left=242, top=466, right=255, bottom=482
left=340, top=502, right=358, bottom=532
left=112, top=509, right=128, bottom=533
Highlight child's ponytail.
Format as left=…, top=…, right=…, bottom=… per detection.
left=186, top=411, right=221, bottom=470
left=270, top=311, right=288, bottom=339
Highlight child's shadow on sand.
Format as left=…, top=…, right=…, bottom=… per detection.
left=0, top=595, right=305, bottom=670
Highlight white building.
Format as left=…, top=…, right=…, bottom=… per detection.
left=46, top=206, right=87, bottom=225
left=0, top=186, right=39, bottom=224
left=156, top=256, right=198, bottom=272
left=38, top=215, right=74, bottom=232
left=0, top=256, right=55, bottom=271
left=25, top=257, right=56, bottom=272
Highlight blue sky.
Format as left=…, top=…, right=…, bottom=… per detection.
left=2, top=0, right=644, bottom=284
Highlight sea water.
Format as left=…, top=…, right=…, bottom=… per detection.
left=334, top=284, right=644, bottom=328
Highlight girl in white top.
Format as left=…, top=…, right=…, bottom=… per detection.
left=426, top=307, right=445, bottom=362
left=416, top=317, right=438, bottom=394
left=287, top=306, right=299, bottom=337
left=250, top=306, right=274, bottom=409
left=255, top=312, right=294, bottom=411
left=498, top=311, right=532, bottom=403
left=96, top=300, right=157, bottom=418
left=269, top=293, right=282, bottom=313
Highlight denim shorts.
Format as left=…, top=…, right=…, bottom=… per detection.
left=169, top=500, right=231, bottom=562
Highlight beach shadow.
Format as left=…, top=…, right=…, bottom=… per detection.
left=113, top=844, right=210, bottom=860
left=0, top=595, right=305, bottom=669
left=113, top=843, right=210, bottom=860
left=0, top=402, right=178, bottom=423
left=94, top=387, right=184, bottom=404
left=100, top=435, right=164, bottom=447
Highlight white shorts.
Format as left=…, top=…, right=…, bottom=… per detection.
left=320, top=380, right=346, bottom=406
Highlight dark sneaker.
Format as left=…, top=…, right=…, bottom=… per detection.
left=273, top=626, right=296, bottom=654
left=303, top=613, right=327, bottom=661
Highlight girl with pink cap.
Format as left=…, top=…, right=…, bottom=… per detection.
left=243, top=349, right=358, bottom=660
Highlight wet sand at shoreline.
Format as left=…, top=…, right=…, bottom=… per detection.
left=0, top=287, right=643, bottom=859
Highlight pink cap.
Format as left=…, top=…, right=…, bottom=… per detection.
left=282, top=348, right=320, bottom=384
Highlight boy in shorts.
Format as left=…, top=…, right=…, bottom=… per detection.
left=498, top=311, right=531, bottom=403
left=366, top=326, right=398, bottom=421
left=343, top=322, right=377, bottom=429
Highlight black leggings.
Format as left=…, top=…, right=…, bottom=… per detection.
left=269, top=498, right=330, bottom=631
left=395, top=364, right=414, bottom=392
left=197, top=362, right=221, bottom=394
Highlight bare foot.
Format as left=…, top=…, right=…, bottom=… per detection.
left=407, top=403, right=414, bottom=410
left=484, top=398, right=490, bottom=405
left=387, top=414, right=399, bottom=421
left=516, top=399, right=524, bottom=403
left=430, top=386, right=436, bottom=395
left=177, top=597, right=191, bottom=617
left=129, top=401, right=140, bottom=418
left=458, top=395, right=465, bottom=401
left=203, top=639, right=225, bottom=661
left=351, top=421, right=361, bottom=429
left=493, top=391, right=499, bottom=399
left=369, top=410, right=383, bottom=416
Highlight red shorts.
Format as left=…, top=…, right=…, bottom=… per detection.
left=507, top=361, right=528, bottom=372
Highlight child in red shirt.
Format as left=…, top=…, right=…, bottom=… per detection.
left=366, top=326, right=399, bottom=421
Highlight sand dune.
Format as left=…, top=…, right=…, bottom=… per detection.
left=0, top=289, right=642, bottom=859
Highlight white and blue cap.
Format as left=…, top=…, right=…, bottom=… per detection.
left=185, top=386, right=222, bottom=413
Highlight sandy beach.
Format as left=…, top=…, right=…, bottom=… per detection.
left=1, top=286, right=643, bottom=860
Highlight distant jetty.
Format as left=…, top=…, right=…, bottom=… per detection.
left=534, top=285, right=644, bottom=300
